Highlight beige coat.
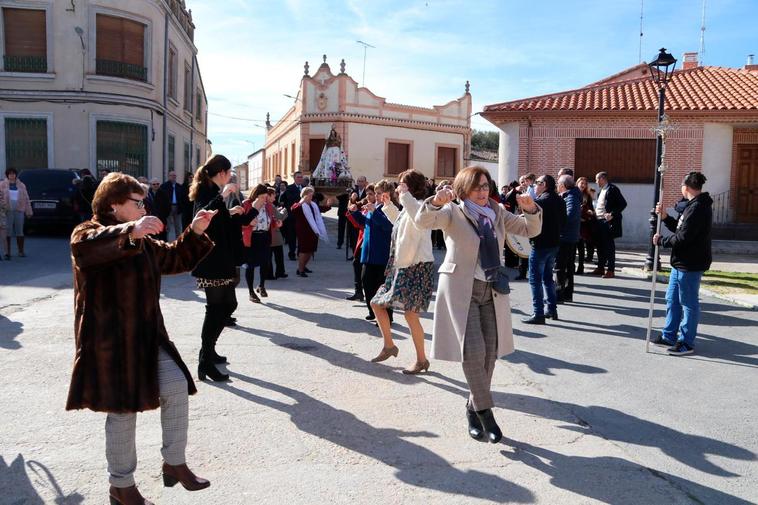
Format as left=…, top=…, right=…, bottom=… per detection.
left=415, top=198, right=542, bottom=362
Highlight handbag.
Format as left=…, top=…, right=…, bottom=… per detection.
left=492, top=265, right=511, bottom=295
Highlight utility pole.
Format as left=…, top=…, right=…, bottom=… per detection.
left=356, top=40, right=375, bottom=87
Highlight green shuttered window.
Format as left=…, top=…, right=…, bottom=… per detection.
left=96, top=121, right=148, bottom=178
left=5, top=118, right=48, bottom=169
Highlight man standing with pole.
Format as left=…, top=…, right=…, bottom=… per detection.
left=650, top=172, right=712, bottom=356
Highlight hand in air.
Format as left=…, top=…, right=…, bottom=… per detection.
left=229, top=205, right=245, bottom=216
left=131, top=216, right=164, bottom=239
left=191, top=209, right=218, bottom=235
left=432, top=187, right=454, bottom=206
left=515, top=194, right=537, bottom=214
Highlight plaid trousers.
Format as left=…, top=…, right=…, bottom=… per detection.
left=461, top=280, right=498, bottom=411
left=105, top=347, right=189, bottom=487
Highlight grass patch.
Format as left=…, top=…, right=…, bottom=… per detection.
left=658, top=269, right=758, bottom=295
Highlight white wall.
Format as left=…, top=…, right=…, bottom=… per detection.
left=701, top=123, right=733, bottom=197
left=498, top=123, right=520, bottom=186
left=601, top=183, right=655, bottom=245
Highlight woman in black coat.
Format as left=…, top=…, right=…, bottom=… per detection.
left=189, top=155, right=256, bottom=381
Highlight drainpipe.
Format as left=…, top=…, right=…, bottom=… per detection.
left=526, top=116, right=533, bottom=173
left=162, top=10, right=169, bottom=181
left=189, top=53, right=196, bottom=170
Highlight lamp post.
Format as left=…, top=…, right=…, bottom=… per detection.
left=644, top=48, right=677, bottom=271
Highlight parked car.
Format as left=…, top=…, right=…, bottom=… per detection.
left=17, top=169, right=81, bottom=231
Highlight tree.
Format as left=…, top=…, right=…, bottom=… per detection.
left=471, top=129, right=499, bottom=151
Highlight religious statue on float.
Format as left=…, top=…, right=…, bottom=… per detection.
left=311, top=126, right=354, bottom=187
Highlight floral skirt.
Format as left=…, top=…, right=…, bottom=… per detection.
left=371, top=259, right=435, bottom=313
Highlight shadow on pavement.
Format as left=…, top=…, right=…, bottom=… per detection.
left=0, top=454, right=84, bottom=505
left=501, top=440, right=753, bottom=505
left=503, top=350, right=607, bottom=376
left=495, top=392, right=756, bottom=479
left=0, top=315, right=24, bottom=350
left=213, top=374, right=535, bottom=503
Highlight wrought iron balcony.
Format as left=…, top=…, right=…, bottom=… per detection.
left=3, top=55, right=47, bottom=73
left=96, top=59, right=147, bottom=82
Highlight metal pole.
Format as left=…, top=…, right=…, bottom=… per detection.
left=645, top=86, right=666, bottom=270
left=645, top=165, right=665, bottom=353
left=362, top=45, right=367, bottom=87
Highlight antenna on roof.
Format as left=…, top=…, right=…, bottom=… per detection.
left=699, top=0, right=706, bottom=64
left=638, top=0, right=644, bottom=63
left=356, top=40, right=376, bottom=88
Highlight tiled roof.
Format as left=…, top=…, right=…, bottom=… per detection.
left=482, top=66, right=758, bottom=113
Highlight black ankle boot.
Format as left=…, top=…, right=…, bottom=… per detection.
left=210, top=349, right=227, bottom=364
left=198, top=360, right=229, bottom=382
left=466, top=402, right=484, bottom=441
left=475, top=408, right=503, bottom=444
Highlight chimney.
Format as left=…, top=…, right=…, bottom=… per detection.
left=682, top=52, right=699, bottom=70
left=746, top=54, right=758, bottom=71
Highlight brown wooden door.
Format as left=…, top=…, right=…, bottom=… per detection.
left=387, top=142, right=409, bottom=175
left=736, top=144, right=758, bottom=223
left=309, top=138, right=326, bottom=173
left=437, top=146, right=457, bottom=178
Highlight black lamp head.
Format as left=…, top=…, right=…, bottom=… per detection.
left=648, top=48, right=677, bottom=87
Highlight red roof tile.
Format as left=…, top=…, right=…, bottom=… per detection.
left=482, top=66, right=758, bottom=114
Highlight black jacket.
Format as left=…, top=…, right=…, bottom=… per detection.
left=660, top=193, right=712, bottom=272
left=191, top=184, right=256, bottom=279
left=599, top=183, right=627, bottom=238
left=532, top=191, right=566, bottom=249
left=281, top=184, right=302, bottom=215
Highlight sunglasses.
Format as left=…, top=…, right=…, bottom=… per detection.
left=535, top=180, right=546, bottom=186
left=127, top=197, right=146, bottom=209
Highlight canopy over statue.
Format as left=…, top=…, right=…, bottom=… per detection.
left=311, top=126, right=354, bottom=188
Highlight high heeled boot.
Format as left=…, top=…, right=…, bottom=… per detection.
left=109, top=485, right=154, bottom=505
left=475, top=408, right=503, bottom=444
left=466, top=402, right=484, bottom=440
left=162, top=462, right=210, bottom=491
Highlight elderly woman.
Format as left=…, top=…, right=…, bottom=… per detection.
left=67, top=172, right=217, bottom=505
left=0, top=167, right=33, bottom=259
left=370, top=170, right=435, bottom=374
left=416, top=166, right=542, bottom=444
left=290, top=186, right=329, bottom=277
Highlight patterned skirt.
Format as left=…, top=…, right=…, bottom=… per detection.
left=371, top=257, right=435, bottom=313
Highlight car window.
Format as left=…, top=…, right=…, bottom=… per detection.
left=18, top=171, right=77, bottom=194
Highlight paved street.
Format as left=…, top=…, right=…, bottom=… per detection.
left=1, top=212, right=756, bottom=504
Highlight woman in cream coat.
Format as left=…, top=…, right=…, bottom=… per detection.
left=415, top=166, right=541, bottom=444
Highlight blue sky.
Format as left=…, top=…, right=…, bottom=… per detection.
left=190, top=0, right=757, bottom=164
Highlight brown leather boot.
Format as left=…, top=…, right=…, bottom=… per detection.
left=589, top=267, right=605, bottom=276
left=162, top=462, right=211, bottom=491
left=109, top=485, right=154, bottom=505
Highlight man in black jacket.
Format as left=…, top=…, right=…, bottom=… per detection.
left=652, top=172, right=712, bottom=356
left=281, top=171, right=305, bottom=260
left=523, top=174, right=566, bottom=324
left=592, top=171, right=627, bottom=278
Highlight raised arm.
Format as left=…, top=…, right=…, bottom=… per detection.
left=415, top=187, right=455, bottom=231
left=71, top=222, right=142, bottom=270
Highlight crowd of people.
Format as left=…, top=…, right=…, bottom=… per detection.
left=64, top=153, right=713, bottom=504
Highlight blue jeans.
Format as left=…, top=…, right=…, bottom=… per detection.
left=663, top=267, right=703, bottom=346
left=529, top=246, right=559, bottom=317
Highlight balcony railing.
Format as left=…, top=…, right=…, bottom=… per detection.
left=96, top=59, right=147, bottom=82
left=3, top=55, right=47, bottom=73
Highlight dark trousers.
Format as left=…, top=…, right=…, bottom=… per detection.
left=245, top=262, right=269, bottom=291
left=337, top=213, right=347, bottom=247
left=283, top=217, right=297, bottom=257
left=596, top=220, right=616, bottom=272
left=555, top=241, right=577, bottom=300
left=347, top=226, right=358, bottom=256
left=576, top=239, right=594, bottom=272
left=200, top=284, right=237, bottom=362
left=352, top=246, right=363, bottom=295
left=362, top=263, right=392, bottom=319
left=271, top=245, right=285, bottom=277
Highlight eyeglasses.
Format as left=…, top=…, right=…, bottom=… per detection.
left=473, top=183, right=490, bottom=192
left=127, top=197, right=145, bottom=209
left=535, top=180, right=546, bottom=186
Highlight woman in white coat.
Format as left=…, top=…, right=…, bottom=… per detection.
left=415, top=166, right=541, bottom=443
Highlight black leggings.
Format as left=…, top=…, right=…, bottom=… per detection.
left=200, top=284, right=237, bottom=361
left=245, top=262, right=269, bottom=292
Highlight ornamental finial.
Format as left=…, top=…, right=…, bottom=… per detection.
left=465, top=80, right=470, bottom=94
left=340, top=59, right=346, bottom=74
left=304, top=61, right=310, bottom=76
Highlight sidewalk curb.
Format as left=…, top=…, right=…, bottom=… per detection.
left=621, top=267, right=757, bottom=311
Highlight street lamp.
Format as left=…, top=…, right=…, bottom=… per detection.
left=644, top=47, right=677, bottom=271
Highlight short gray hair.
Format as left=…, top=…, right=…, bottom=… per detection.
left=558, top=174, right=575, bottom=189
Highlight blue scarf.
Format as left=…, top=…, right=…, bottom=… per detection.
left=464, top=199, right=500, bottom=280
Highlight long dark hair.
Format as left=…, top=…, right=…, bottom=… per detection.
left=189, top=154, right=231, bottom=201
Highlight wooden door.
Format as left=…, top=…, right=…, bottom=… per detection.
left=309, top=138, right=326, bottom=173
left=736, top=144, right=758, bottom=223
left=436, top=146, right=457, bottom=178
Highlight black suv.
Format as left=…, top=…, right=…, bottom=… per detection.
left=18, top=169, right=81, bottom=231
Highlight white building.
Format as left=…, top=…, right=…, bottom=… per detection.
left=247, top=148, right=263, bottom=188
left=0, top=0, right=209, bottom=182
left=263, top=56, right=471, bottom=184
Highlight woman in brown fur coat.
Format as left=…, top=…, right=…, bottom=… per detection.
left=67, top=172, right=217, bottom=505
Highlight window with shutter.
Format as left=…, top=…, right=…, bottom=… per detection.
left=168, top=46, right=177, bottom=98
left=195, top=89, right=202, bottom=121
left=2, top=8, right=47, bottom=73
left=574, top=138, right=656, bottom=184
left=387, top=142, right=410, bottom=175
left=95, top=14, right=146, bottom=82
left=4, top=118, right=48, bottom=169
left=184, top=63, right=192, bottom=111
left=436, top=146, right=457, bottom=178
left=168, top=134, right=175, bottom=171
left=184, top=141, right=191, bottom=171
left=96, top=121, right=148, bottom=178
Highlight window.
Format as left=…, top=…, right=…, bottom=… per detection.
left=96, top=121, right=148, bottom=178
left=195, top=89, right=202, bottom=121
left=387, top=141, right=410, bottom=175
left=167, top=45, right=177, bottom=98
left=4, top=118, right=48, bottom=169
left=436, top=146, right=458, bottom=178
left=183, top=141, right=191, bottom=172
left=574, top=138, right=656, bottom=184
left=291, top=141, right=296, bottom=173
left=183, top=63, right=192, bottom=111
left=2, top=8, right=47, bottom=73
left=195, top=146, right=200, bottom=167
left=96, top=14, right=147, bottom=81
left=167, top=134, right=175, bottom=172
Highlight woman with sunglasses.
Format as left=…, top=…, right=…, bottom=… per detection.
left=67, top=172, right=217, bottom=505
left=416, top=166, right=541, bottom=444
